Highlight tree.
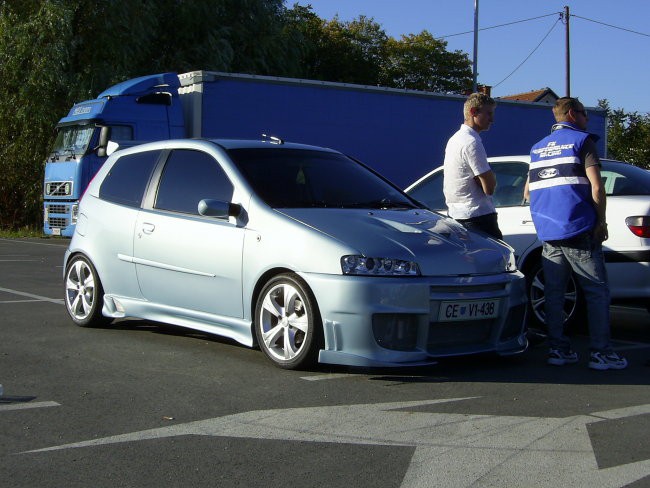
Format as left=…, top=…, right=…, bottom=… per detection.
left=0, top=0, right=301, bottom=231
left=599, top=100, right=650, bottom=169
left=380, top=31, right=472, bottom=93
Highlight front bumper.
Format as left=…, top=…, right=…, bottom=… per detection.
left=302, top=271, right=528, bottom=367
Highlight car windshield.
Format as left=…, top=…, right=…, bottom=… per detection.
left=227, top=148, right=418, bottom=209
left=51, top=125, right=95, bottom=159
left=601, top=160, right=650, bottom=196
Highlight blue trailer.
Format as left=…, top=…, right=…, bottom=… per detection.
left=43, top=70, right=607, bottom=236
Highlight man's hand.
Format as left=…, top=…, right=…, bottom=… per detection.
left=594, top=222, right=608, bottom=242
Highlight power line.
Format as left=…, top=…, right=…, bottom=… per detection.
left=570, top=14, right=650, bottom=38
left=492, top=17, right=561, bottom=89
left=437, top=12, right=559, bottom=39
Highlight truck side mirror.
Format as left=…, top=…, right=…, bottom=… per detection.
left=96, top=126, right=111, bottom=157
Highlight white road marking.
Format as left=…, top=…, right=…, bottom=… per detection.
left=0, top=287, right=63, bottom=305
left=0, top=401, right=60, bottom=412
left=300, top=373, right=363, bottom=381
left=23, top=397, right=650, bottom=487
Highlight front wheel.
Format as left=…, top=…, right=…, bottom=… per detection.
left=254, top=274, right=322, bottom=370
left=64, top=255, right=111, bottom=328
left=526, top=259, right=584, bottom=334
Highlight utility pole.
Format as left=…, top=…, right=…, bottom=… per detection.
left=564, top=5, right=570, bottom=96
left=472, top=0, right=479, bottom=93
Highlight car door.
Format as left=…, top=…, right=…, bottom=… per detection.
left=133, top=148, right=244, bottom=318
left=490, top=161, right=539, bottom=259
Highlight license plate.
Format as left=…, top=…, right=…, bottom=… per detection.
left=438, top=299, right=499, bottom=321
left=52, top=228, right=61, bottom=236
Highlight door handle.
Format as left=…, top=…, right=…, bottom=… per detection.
left=142, top=222, right=155, bottom=234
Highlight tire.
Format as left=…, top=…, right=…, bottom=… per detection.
left=64, top=255, right=111, bottom=328
left=525, top=258, right=584, bottom=334
left=254, top=273, right=322, bottom=370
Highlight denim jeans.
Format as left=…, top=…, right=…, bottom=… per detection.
left=542, top=230, right=612, bottom=353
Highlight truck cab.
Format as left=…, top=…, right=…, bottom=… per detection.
left=43, top=73, right=184, bottom=236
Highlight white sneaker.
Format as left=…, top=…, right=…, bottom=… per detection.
left=589, top=351, right=628, bottom=370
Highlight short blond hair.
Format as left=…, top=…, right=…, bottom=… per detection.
left=463, top=93, right=496, bottom=120
left=553, top=97, right=584, bottom=122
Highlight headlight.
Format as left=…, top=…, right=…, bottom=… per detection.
left=505, top=251, right=517, bottom=272
left=341, top=255, right=420, bottom=276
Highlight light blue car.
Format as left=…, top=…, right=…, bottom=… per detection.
left=64, top=138, right=527, bottom=369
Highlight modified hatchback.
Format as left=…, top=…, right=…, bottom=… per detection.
left=64, top=139, right=527, bottom=369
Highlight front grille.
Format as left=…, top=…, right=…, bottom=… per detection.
left=46, top=181, right=73, bottom=196
left=48, top=217, right=68, bottom=228
left=427, top=319, right=496, bottom=355
left=47, top=204, right=68, bottom=214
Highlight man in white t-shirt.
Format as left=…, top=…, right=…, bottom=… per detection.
left=443, top=92, right=502, bottom=239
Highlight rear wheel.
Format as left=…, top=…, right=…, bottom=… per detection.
left=526, top=259, right=584, bottom=334
left=64, top=255, right=111, bottom=328
left=255, top=274, right=322, bottom=370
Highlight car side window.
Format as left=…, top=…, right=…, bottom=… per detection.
left=99, top=150, right=161, bottom=207
left=155, top=149, right=234, bottom=215
left=408, top=170, right=447, bottom=211
left=492, top=162, right=529, bottom=207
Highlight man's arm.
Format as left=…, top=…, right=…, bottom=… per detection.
left=585, top=164, right=608, bottom=241
left=475, top=169, right=497, bottom=196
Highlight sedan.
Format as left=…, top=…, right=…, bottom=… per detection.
left=405, top=157, right=650, bottom=331
left=64, top=139, right=527, bottom=369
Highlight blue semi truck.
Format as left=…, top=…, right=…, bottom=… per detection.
left=43, top=70, right=607, bottom=236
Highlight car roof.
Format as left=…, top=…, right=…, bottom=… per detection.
left=110, top=138, right=341, bottom=156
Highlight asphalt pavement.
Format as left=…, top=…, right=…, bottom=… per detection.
left=1, top=237, right=649, bottom=487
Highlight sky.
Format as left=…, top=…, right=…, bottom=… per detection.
left=292, top=0, right=650, bottom=114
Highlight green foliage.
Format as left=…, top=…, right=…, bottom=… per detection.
left=598, top=100, right=650, bottom=169
left=0, top=0, right=482, bottom=231
left=381, top=32, right=472, bottom=92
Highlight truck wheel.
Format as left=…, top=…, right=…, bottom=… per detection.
left=64, top=255, right=111, bottom=328
left=255, top=274, right=322, bottom=370
left=526, top=259, right=584, bottom=334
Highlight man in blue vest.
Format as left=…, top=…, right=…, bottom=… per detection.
left=525, top=97, right=627, bottom=370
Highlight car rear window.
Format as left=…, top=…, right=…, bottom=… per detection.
left=601, top=160, right=650, bottom=196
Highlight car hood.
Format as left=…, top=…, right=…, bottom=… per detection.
left=278, top=208, right=512, bottom=276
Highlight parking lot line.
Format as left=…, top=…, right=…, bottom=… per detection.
left=0, top=401, right=60, bottom=412
left=0, top=287, right=63, bottom=305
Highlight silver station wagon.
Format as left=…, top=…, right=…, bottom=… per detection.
left=64, top=139, right=528, bottom=369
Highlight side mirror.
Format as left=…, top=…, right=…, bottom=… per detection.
left=96, top=126, right=111, bottom=157
left=198, top=199, right=241, bottom=219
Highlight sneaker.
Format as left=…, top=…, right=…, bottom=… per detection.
left=589, top=351, right=628, bottom=370
left=547, top=348, right=579, bottom=366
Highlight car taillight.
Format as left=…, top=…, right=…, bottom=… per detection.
left=625, top=216, right=650, bottom=238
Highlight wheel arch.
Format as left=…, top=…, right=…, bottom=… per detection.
left=249, top=267, right=320, bottom=346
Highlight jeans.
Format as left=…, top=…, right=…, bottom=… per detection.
left=542, top=230, right=612, bottom=353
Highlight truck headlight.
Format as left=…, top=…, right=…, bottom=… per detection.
left=341, top=255, right=420, bottom=276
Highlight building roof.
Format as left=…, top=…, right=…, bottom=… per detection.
left=500, top=88, right=559, bottom=104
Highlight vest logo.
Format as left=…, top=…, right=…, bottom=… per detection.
left=538, top=168, right=558, bottom=179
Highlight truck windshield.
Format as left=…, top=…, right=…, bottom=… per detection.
left=50, top=125, right=95, bottom=160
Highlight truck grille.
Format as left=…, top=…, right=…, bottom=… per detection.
left=48, top=217, right=68, bottom=228
left=46, top=181, right=73, bottom=196
left=47, top=204, right=68, bottom=214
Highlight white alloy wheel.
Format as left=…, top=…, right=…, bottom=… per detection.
left=255, top=274, right=321, bottom=369
left=64, top=255, right=110, bottom=327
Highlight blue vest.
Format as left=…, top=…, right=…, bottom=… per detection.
left=529, top=123, right=597, bottom=241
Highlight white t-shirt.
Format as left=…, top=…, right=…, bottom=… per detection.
left=443, top=124, right=496, bottom=219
